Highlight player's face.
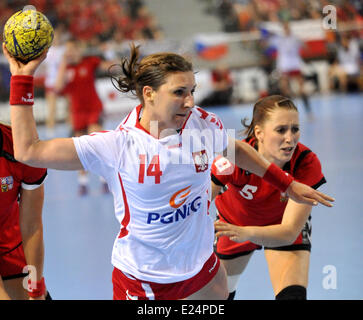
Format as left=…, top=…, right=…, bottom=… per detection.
left=256, top=108, right=300, bottom=167
left=149, top=71, right=196, bottom=133
left=64, top=42, right=82, bottom=64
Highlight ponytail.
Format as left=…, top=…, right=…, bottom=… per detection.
left=109, top=43, right=193, bottom=105
left=110, top=43, right=141, bottom=98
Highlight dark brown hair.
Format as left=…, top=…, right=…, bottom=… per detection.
left=242, top=95, right=298, bottom=139
left=111, top=44, right=193, bottom=104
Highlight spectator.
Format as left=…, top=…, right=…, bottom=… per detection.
left=55, top=38, right=116, bottom=195
left=199, top=63, right=234, bottom=107
left=42, top=24, right=68, bottom=133
left=268, top=22, right=313, bottom=119
left=328, top=33, right=362, bottom=92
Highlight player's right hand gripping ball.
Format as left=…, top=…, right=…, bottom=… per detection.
left=3, top=7, right=54, bottom=63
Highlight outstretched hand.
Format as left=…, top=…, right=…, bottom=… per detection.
left=2, top=43, right=48, bottom=76
left=286, top=180, right=334, bottom=207
left=214, top=221, right=247, bottom=243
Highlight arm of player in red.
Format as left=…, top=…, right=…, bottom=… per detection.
left=224, top=138, right=334, bottom=207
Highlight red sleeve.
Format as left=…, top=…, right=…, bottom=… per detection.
left=212, top=138, right=254, bottom=186
left=86, top=56, right=101, bottom=70
left=293, top=151, right=326, bottom=189
left=19, top=163, right=47, bottom=186
left=211, top=155, right=236, bottom=186
left=1, top=124, right=47, bottom=187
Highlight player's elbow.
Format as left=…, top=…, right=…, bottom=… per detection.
left=14, top=146, right=39, bottom=167
left=13, top=147, right=28, bottom=163
left=14, top=148, right=32, bottom=164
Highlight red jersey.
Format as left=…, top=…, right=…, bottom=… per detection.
left=211, top=137, right=326, bottom=227
left=64, top=56, right=103, bottom=112
left=0, top=124, right=47, bottom=254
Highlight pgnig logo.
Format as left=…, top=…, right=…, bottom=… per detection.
left=147, top=186, right=202, bottom=224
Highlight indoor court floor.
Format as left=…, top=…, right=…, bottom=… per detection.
left=37, top=93, right=363, bottom=300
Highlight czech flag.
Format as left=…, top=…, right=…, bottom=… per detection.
left=194, top=34, right=228, bottom=60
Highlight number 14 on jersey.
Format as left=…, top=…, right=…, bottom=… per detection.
left=138, top=154, right=163, bottom=184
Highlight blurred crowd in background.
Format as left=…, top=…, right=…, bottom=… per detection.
left=205, top=0, right=363, bottom=32
left=0, top=0, right=163, bottom=101
left=0, top=0, right=362, bottom=106
left=0, top=0, right=163, bottom=43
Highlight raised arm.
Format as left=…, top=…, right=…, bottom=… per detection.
left=2, top=44, right=83, bottom=170
left=225, top=138, right=334, bottom=207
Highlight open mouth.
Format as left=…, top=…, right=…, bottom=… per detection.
left=281, top=146, right=294, bottom=153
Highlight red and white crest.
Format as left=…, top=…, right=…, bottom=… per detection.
left=192, top=150, right=208, bottom=173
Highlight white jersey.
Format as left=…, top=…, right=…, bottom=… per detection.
left=43, top=45, right=65, bottom=88
left=73, top=105, right=228, bottom=283
left=338, top=39, right=360, bottom=75
left=270, top=35, right=303, bottom=72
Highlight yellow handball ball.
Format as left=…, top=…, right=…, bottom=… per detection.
left=3, top=6, right=54, bottom=63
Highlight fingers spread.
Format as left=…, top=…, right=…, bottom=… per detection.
left=310, top=190, right=334, bottom=207
left=300, top=192, right=334, bottom=207
left=214, top=221, right=233, bottom=231
left=315, top=195, right=333, bottom=207
left=316, top=190, right=335, bottom=202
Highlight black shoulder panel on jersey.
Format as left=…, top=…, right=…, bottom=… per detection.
left=211, top=174, right=225, bottom=187
left=312, top=177, right=327, bottom=190
left=239, top=167, right=245, bottom=176
left=0, top=126, right=3, bottom=154
left=22, top=172, right=48, bottom=186
left=289, top=147, right=326, bottom=189
left=293, top=149, right=312, bottom=175
left=1, top=151, right=17, bottom=162
left=282, top=160, right=291, bottom=172
left=0, top=127, right=17, bottom=162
